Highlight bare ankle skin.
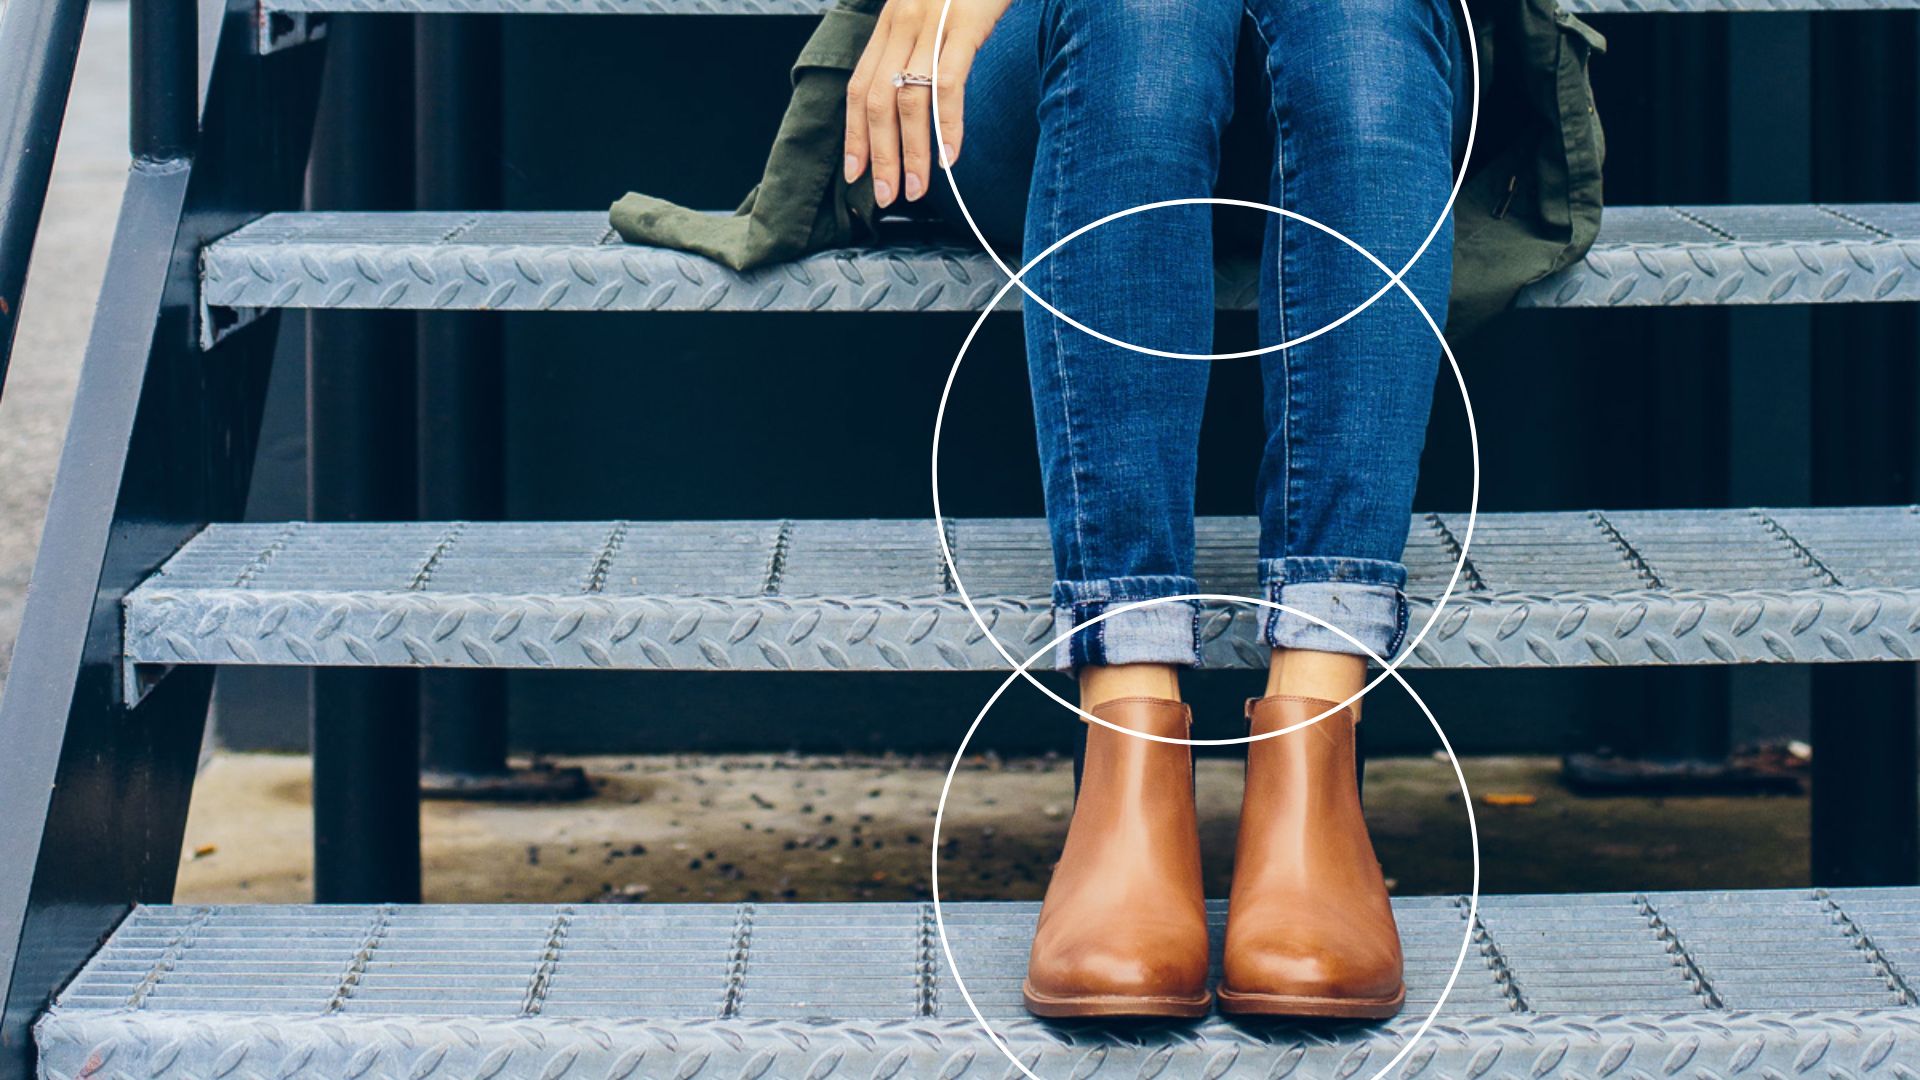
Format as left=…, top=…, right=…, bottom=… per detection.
left=1078, top=663, right=1182, bottom=712
left=1264, top=649, right=1367, bottom=720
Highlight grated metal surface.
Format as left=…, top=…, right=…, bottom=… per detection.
left=120, top=508, right=1920, bottom=689
left=35, top=890, right=1920, bottom=1079
left=254, top=0, right=1920, bottom=15
left=196, top=205, right=1920, bottom=333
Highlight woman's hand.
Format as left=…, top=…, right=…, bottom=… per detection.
left=843, top=0, right=1012, bottom=207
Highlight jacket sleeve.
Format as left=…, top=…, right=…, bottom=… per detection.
left=608, top=0, right=883, bottom=271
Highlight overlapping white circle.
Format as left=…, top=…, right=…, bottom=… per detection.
left=930, top=593, right=1481, bottom=1080
left=929, top=197, right=1480, bottom=745
left=928, top=0, right=1478, bottom=360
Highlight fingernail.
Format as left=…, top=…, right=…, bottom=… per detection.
left=904, top=173, right=924, bottom=201
left=844, top=154, right=860, bottom=182
left=875, top=179, right=893, bottom=205
left=941, top=142, right=956, bottom=167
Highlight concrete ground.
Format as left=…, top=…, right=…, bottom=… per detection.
left=174, top=751, right=1811, bottom=904
left=0, top=1, right=129, bottom=685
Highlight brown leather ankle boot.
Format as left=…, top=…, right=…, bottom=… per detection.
left=1022, top=697, right=1211, bottom=1018
left=1218, top=695, right=1404, bottom=1018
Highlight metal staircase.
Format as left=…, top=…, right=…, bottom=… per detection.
left=30, top=890, right=1920, bottom=1078
left=2, top=0, right=1920, bottom=1075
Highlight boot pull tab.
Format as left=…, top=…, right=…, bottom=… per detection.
left=1244, top=695, right=1359, bottom=728
left=1083, top=696, right=1194, bottom=733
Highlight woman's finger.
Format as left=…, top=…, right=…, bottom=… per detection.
left=863, top=18, right=918, bottom=207
left=896, top=28, right=939, bottom=201
left=843, top=3, right=893, bottom=182
left=932, top=25, right=981, bottom=167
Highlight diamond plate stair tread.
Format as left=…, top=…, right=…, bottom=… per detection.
left=197, top=204, right=1920, bottom=315
left=34, top=889, right=1920, bottom=1080
left=258, top=0, right=1920, bottom=13
left=121, top=507, right=1920, bottom=677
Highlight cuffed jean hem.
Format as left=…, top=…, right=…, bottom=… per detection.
left=1260, top=557, right=1409, bottom=662
left=1050, top=575, right=1203, bottom=672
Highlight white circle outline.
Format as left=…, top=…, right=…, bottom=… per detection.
left=927, top=0, right=1479, bottom=361
left=930, top=592, right=1480, bottom=1080
left=930, top=198, right=1479, bottom=746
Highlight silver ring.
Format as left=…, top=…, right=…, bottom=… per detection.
left=891, top=71, right=933, bottom=89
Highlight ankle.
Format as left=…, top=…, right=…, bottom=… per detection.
left=1078, top=663, right=1181, bottom=713
left=1264, top=649, right=1366, bottom=719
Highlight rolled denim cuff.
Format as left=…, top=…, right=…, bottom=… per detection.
left=1260, top=557, right=1409, bottom=661
left=1050, top=575, right=1202, bottom=672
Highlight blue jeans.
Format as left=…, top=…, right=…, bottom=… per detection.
left=925, top=0, right=1458, bottom=670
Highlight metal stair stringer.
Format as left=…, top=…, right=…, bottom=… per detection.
left=0, top=6, right=328, bottom=1080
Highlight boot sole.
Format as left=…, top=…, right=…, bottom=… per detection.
left=1215, top=983, right=1406, bottom=1020
left=1021, top=981, right=1213, bottom=1019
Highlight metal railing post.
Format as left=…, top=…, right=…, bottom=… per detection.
left=0, top=0, right=93, bottom=397
left=130, top=0, right=197, bottom=164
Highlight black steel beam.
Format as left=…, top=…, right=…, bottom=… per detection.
left=415, top=16, right=508, bottom=788
left=1812, top=665, right=1920, bottom=885
left=411, top=17, right=591, bottom=802
left=1632, top=13, right=1730, bottom=767
left=1725, top=16, right=1814, bottom=765
left=306, top=14, right=423, bottom=902
left=1807, top=8, right=1920, bottom=886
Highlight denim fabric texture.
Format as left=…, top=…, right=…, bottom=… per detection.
left=925, top=0, right=1458, bottom=671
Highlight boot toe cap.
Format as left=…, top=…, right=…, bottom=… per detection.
left=1223, top=932, right=1402, bottom=1001
left=1027, top=931, right=1210, bottom=1001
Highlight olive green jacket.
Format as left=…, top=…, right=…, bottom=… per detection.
left=610, top=0, right=1605, bottom=337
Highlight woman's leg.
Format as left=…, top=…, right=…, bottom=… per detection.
left=935, top=0, right=1240, bottom=1018
left=1021, top=0, right=1238, bottom=688
left=1222, top=0, right=1456, bottom=1021
left=930, top=0, right=1238, bottom=698
left=1248, top=0, right=1456, bottom=695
